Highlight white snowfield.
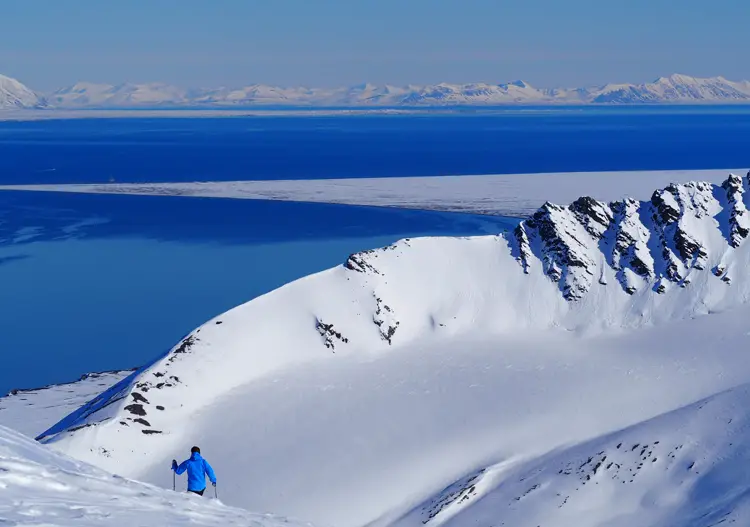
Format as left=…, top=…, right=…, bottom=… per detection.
left=0, top=370, right=132, bottom=438
left=0, top=424, right=314, bottom=527
left=2, top=168, right=742, bottom=218
left=38, top=172, right=750, bottom=527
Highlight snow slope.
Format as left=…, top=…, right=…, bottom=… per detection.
left=0, top=370, right=131, bottom=438
left=0, top=424, right=313, bottom=527
left=0, top=74, right=45, bottom=109
left=385, top=382, right=750, bottom=527
left=39, top=172, right=750, bottom=526
left=43, top=74, right=750, bottom=107
left=2, top=168, right=741, bottom=218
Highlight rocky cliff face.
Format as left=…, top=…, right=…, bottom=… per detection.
left=512, top=172, right=750, bottom=300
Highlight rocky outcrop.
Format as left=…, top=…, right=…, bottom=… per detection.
left=512, top=172, right=750, bottom=299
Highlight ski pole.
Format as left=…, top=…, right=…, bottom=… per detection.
left=214, top=483, right=218, bottom=499
left=173, top=470, right=176, bottom=491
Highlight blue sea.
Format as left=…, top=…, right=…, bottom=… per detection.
left=1, top=107, right=749, bottom=395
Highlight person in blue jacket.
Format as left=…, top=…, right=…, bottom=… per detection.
left=172, top=446, right=217, bottom=496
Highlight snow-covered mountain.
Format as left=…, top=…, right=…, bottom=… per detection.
left=0, top=369, right=132, bottom=438
left=3, top=72, right=749, bottom=109
left=49, top=82, right=190, bottom=107
left=0, top=424, right=314, bottom=527
left=42, top=73, right=750, bottom=107
left=36, top=171, right=750, bottom=526
left=0, top=73, right=46, bottom=109
left=590, top=73, right=750, bottom=103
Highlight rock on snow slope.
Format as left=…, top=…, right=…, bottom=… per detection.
left=39, top=172, right=750, bottom=527
left=0, top=424, right=313, bottom=527
left=385, top=382, right=750, bottom=527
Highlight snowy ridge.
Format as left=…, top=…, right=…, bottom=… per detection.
left=0, top=369, right=132, bottom=438
left=513, top=173, right=750, bottom=299
left=0, top=73, right=45, bottom=109
left=386, top=382, right=750, bottom=527
left=591, top=74, right=750, bottom=103
left=38, top=73, right=750, bottom=108
left=36, top=171, right=750, bottom=527
left=0, top=424, right=314, bottom=527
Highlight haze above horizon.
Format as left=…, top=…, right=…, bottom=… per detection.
left=2, top=1, right=748, bottom=91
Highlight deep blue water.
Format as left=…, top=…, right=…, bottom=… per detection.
left=1, top=107, right=750, bottom=185
left=0, top=190, right=515, bottom=395
left=1, top=107, right=749, bottom=396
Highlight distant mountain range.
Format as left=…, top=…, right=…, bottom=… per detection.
left=3, top=73, right=750, bottom=109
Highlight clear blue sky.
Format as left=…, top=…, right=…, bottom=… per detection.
left=2, top=0, right=748, bottom=91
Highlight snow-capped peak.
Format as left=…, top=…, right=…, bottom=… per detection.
left=513, top=173, right=750, bottom=299
left=592, top=74, right=750, bottom=103
left=0, top=74, right=45, bottom=109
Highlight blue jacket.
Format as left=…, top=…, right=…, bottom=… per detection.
left=172, top=452, right=216, bottom=492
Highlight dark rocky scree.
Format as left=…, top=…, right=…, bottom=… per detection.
left=421, top=470, right=485, bottom=524
left=722, top=173, right=750, bottom=248
left=345, top=242, right=407, bottom=275
left=119, top=333, right=195, bottom=435
left=316, top=319, right=349, bottom=351
left=514, top=172, right=750, bottom=300
left=373, top=295, right=399, bottom=345
left=421, top=432, right=710, bottom=524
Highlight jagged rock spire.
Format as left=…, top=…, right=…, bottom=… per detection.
left=512, top=172, right=750, bottom=300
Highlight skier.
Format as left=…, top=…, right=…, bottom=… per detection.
left=171, top=446, right=217, bottom=496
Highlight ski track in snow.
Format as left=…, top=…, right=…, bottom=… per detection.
left=31, top=171, right=750, bottom=527
left=0, top=168, right=744, bottom=218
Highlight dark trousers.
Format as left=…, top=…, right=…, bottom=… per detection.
left=188, top=488, right=205, bottom=496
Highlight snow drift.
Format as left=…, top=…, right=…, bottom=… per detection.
left=0, top=424, right=313, bottom=526
left=39, top=171, right=750, bottom=526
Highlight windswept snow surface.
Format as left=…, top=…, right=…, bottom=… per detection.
left=1, top=168, right=741, bottom=218
left=40, top=172, right=750, bottom=526
left=384, top=382, right=750, bottom=527
left=0, top=424, right=313, bottom=527
left=0, top=370, right=131, bottom=438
